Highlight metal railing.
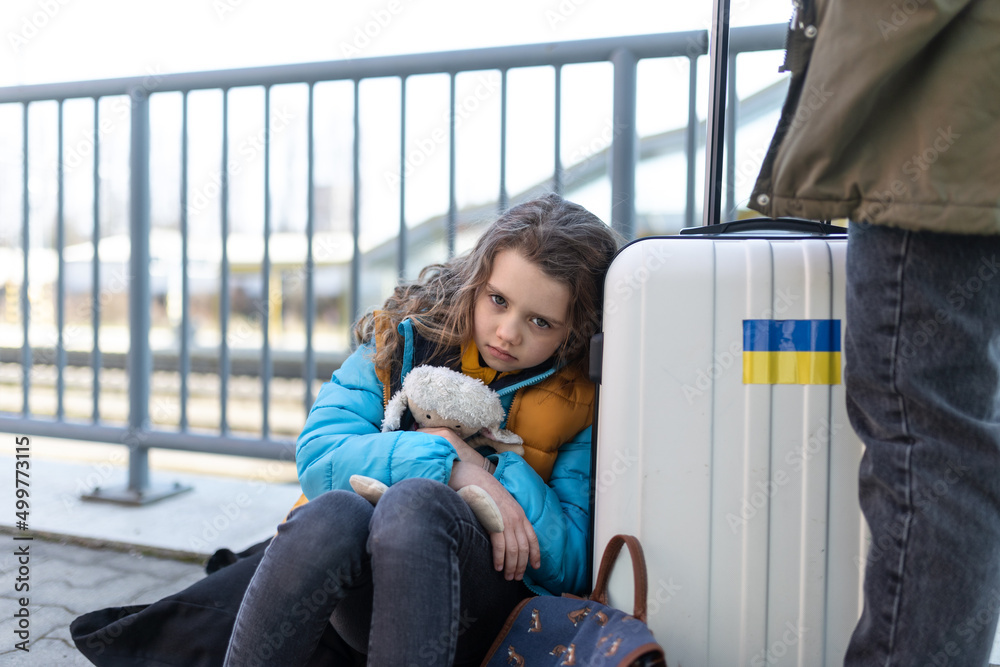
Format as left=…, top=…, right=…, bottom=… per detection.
left=0, top=24, right=786, bottom=503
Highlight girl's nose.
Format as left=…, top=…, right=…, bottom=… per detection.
left=497, top=316, right=520, bottom=346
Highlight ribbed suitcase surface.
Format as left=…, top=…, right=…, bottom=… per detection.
left=593, top=234, right=867, bottom=667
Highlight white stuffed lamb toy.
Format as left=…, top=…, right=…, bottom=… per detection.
left=349, top=365, right=524, bottom=533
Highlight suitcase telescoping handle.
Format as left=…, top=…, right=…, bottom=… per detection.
left=703, top=0, right=731, bottom=228
left=680, top=217, right=846, bottom=236
left=701, top=0, right=833, bottom=234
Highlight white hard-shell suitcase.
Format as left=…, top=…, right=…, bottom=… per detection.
left=588, top=0, right=868, bottom=662
left=590, top=221, right=868, bottom=666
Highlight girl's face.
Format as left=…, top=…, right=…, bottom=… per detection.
left=473, top=249, right=571, bottom=373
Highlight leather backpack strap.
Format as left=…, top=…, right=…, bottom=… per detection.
left=589, top=534, right=650, bottom=622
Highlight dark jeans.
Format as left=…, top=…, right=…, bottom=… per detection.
left=223, top=478, right=530, bottom=667
left=843, top=223, right=1000, bottom=666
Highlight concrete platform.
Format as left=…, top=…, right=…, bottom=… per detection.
left=0, top=435, right=302, bottom=557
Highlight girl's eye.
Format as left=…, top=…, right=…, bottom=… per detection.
left=531, top=317, right=551, bottom=329
left=490, top=294, right=507, bottom=307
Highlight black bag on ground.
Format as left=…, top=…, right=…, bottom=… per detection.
left=70, top=539, right=364, bottom=667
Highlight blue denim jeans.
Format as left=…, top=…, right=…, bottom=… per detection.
left=223, top=478, right=531, bottom=667
left=843, top=223, right=1000, bottom=666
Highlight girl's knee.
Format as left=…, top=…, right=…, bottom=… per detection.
left=371, top=478, right=462, bottom=535
left=283, top=489, right=373, bottom=541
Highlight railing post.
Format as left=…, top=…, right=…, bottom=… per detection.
left=91, top=96, right=103, bottom=424
left=128, top=86, right=152, bottom=491
left=398, top=76, right=408, bottom=279
left=611, top=48, right=637, bottom=240
left=724, top=54, right=738, bottom=219
left=304, top=83, right=316, bottom=411
left=446, top=73, right=457, bottom=257
left=553, top=65, right=563, bottom=195
left=82, top=86, right=190, bottom=505
left=685, top=55, right=699, bottom=229
left=498, top=69, right=509, bottom=213
left=20, top=103, right=31, bottom=416
left=350, top=80, right=362, bottom=329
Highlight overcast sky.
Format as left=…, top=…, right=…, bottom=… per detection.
left=1, top=0, right=793, bottom=86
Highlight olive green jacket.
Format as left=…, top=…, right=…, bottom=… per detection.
left=750, top=0, right=1000, bottom=235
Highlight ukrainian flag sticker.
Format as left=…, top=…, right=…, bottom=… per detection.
left=743, top=319, right=842, bottom=385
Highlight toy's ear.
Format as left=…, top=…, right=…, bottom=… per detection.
left=381, top=390, right=408, bottom=432
left=482, top=426, right=523, bottom=446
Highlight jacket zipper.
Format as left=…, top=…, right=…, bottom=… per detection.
left=495, top=367, right=556, bottom=396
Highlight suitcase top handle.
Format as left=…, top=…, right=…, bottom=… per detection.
left=680, top=217, right=847, bottom=236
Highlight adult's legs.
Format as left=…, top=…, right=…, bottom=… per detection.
left=223, top=490, right=374, bottom=667
left=844, top=223, right=1000, bottom=666
left=365, top=477, right=531, bottom=667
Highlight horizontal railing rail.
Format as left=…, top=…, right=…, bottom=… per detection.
left=0, top=346, right=346, bottom=379
left=0, top=24, right=787, bottom=503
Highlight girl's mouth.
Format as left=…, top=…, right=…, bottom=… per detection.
left=487, top=345, right=516, bottom=362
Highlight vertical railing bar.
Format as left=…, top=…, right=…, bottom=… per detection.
left=127, top=86, right=152, bottom=493
left=446, top=73, right=456, bottom=258
left=20, top=103, right=31, bottom=416
left=498, top=69, right=508, bottom=213
left=179, top=91, right=190, bottom=432
left=610, top=48, right=638, bottom=240
left=261, top=85, right=272, bottom=440
left=219, top=88, right=230, bottom=435
left=350, top=79, right=361, bottom=329
left=397, top=76, right=407, bottom=280
left=56, top=99, right=66, bottom=420
left=724, top=53, right=737, bottom=220
left=91, top=97, right=102, bottom=423
left=553, top=65, right=562, bottom=195
left=685, top=55, right=698, bottom=229
left=304, top=82, right=316, bottom=412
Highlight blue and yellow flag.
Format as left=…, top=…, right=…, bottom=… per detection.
left=743, top=319, right=841, bottom=385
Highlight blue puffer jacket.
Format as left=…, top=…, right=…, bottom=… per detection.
left=296, top=320, right=593, bottom=596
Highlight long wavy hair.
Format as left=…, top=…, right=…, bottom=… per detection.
left=355, top=193, right=623, bottom=375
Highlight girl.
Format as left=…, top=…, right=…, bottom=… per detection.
left=224, top=194, right=622, bottom=666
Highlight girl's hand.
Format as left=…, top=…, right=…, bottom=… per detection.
left=417, top=427, right=481, bottom=464
left=416, top=426, right=478, bottom=454
left=448, top=461, right=541, bottom=581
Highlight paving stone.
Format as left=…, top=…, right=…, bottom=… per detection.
left=14, top=603, right=80, bottom=642
left=0, top=539, right=205, bottom=665
left=0, top=636, right=93, bottom=667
